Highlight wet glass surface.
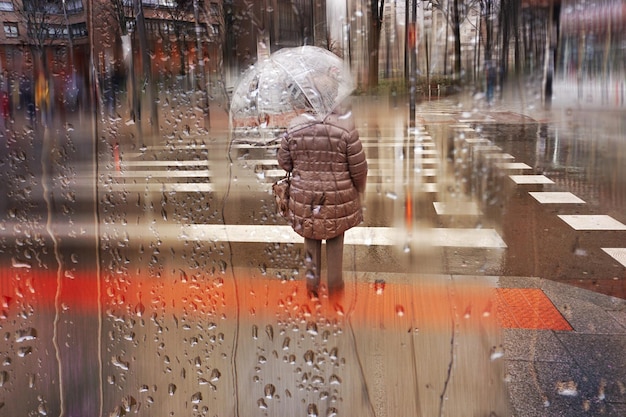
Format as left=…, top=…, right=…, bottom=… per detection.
left=1, top=1, right=625, bottom=415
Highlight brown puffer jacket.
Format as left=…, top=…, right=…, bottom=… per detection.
left=277, top=111, right=368, bottom=240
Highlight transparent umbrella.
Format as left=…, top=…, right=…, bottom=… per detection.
left=229, top=46, right=354, bottom=130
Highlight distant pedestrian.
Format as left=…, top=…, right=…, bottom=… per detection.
left=1, top=90, right=10, bottom=127
left=35, top=72, right=50, bottom=126
left=277, top=107, right=368, bottom=297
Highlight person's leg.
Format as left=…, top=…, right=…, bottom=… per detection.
left=326, top=233, right=344, bottom=292
left=304, top=238, right=322, bottom=292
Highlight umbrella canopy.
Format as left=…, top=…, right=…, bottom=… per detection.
left=230, top=46, right=354, bottom=129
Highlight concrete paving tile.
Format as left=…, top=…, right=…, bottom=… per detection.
left=540, top=279, right=626, bottom=312
left=507, top=380, right=619, bottom=416
left=532, top=361, right=614, bottom=416
left=543, top=289, right=626, bottom=334
left=607, top=404, right=626, bottom=416
left=503, top=329, right=573, bottom=362
left=497, top=276, right=543, bottom=289
left=506, top=380, right=554, bottom=417
left=554, top=333, right=626, bottom=403
left=504, top=360, right=609, bottom=417
left=607, top=310, right=626, bottom=328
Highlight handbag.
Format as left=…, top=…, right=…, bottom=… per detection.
left=272, top=172, right=291, bottom=218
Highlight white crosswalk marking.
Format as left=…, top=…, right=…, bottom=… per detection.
left=104, top=128, right=508, bottom=251
left=99, top=223, right=507, bottom=248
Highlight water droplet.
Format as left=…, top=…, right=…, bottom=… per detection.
left=17, top=346, right=32, bottom=357
left=307, top=403, right=318, bottom=417
left=329, top=374, right=342, bottom=385
left=385, top=191, right=398, bottom=200
left=168, top=383, right=177, bottom=395
left=252, top=324, right=258, bottom=340
left=304, top=350, right=314, bottom=365
left=306, top=321, right=318, bottom=335
left=11, top=258, right=31, bottom=268
left=556, top=381, right=578, bottom=396
left=0, top=371, right=8, bottom=387
left=598, top=379, right=607, bottom=400
left=395, top=305, right=405, bottom=317
left=311, top=375, right=324, bottom=384
left=264, top=383, right=276, bottom=399
left=373, top=279, right=385, bottom=295
left=282, top=337, right=291, bottom=350
left=191, top=392, right=202, bottom=403
left=265, top=324, right=274, bottom=341
left=134, top=302, right=145, bottom=317
left=329, top=347, right=338, bottom=361
left=121, top=395, right=136, bottom=412
left=16, top=328, right=37, bottom=342
left=210, top=368, right=221, bottom=382
left=334, top=304, right=344, bottom=316
left=257, top=398, right=268, bottom=409
left=490, top=345, right=504, bottom=360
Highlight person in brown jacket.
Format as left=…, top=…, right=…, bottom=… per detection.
left=277, top=108, right=368, bottom=297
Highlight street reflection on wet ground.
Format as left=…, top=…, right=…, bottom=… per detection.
left=0, top=92, right=624, bottom=415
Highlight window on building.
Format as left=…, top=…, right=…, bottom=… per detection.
left=277, top=0, right=300, bottom=42
left=23, top=0, right=63, bottom=14
left=209, top=2, right=219, bottom=16
left=71, top=22, right=88, bottom=37
left=142, top=0, right=176, bottom=7
left=65, top=0, right=84, bottom=13
left=0, top=1, right=13, bottom=11
left=3, top=22, right=18, bottom=38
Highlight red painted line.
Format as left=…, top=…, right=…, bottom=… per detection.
left=0, top=268, right=572, bottom=331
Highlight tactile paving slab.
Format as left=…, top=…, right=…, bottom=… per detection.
left=494, top=288, right=573, bottom=331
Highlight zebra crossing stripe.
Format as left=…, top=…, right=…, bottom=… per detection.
left=172, top=224, right=507, bottom=248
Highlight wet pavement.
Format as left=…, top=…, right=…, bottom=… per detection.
left=1, top=82, right=625, bottom=416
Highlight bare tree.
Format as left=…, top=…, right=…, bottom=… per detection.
left=161, top=0, right=195, bottom=76
left=431, top=0, right=478, bottom=80
left=11, top=0, right=66, bottom=73
left=368, top=0, right=385, bottom=89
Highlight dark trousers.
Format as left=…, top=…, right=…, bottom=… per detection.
left=304, top=233, right=345, bottom=291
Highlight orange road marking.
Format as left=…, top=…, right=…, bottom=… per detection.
left=1, top=268, right=572, bottom=331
